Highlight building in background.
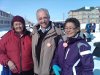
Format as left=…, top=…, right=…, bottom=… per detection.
left=53, top=20, right=64, bottom=29
left=25, top=18, right=34, bottom=28
left=68, top=6, right=100, bottom=24
left=25, top=19, right=34, bottom=32
left=0, top=9, right=34, bottom=31
left=0, top=9, right=13, bottom=28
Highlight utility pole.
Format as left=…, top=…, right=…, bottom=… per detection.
left=63, top=13, right=65, bottom=21
left=99, top=15, right=100, bottom=32
left=88, top=13, right=90, bottom=23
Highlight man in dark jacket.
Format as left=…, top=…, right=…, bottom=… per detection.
left=85, top=23, right=92, bottom=42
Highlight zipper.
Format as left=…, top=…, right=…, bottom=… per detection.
left=35, top=32, right=40, bottom=67
left=65, top=48, right=70, bottom=59
left=19, top=37, right=22, bottom=73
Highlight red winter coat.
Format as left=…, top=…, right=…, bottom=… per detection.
left=0, top=30, right=33, bottom=73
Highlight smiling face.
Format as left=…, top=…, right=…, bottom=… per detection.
left=37, top=10, right=50, bottom=29
left=13, top=21, right=24, bottom=33
left=64, top=22, right=79, bottom=38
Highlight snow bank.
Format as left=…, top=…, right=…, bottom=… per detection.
left=0, top=31, right=8, bottom=37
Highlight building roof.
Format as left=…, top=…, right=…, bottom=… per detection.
left=70, top=6, right=100, bottom=12
left=0, top=9, right=13, bottom=17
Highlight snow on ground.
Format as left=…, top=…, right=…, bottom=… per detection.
left=0, top=28, right=9, bottom=74
left=81, top=24, right=100, bottom=75
left=0, top=65, right=2, bottom=75
left=0, top=31, right=8, bottom=37
left=0, top=26, right=100, bottom=74
left=88, top=32, right=100, bottom=75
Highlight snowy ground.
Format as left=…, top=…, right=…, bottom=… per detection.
left=0, top=27, right=100, bottom=75
left=88, top=32, right=100, bottom=75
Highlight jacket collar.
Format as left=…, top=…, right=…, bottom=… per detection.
left=38, top=22, right=51, bottom=33
left=32, top=21, right=57, bottom=38
left=67, top=33, right=84, bottom=45
left=12, top=29, right=30, bottom=38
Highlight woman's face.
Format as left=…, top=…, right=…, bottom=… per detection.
left=13, top=21, right=24, bottom=33
left=64, top=22, right=79, bottom=37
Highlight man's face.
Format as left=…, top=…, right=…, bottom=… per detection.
left=37, top=11, right=50, bottom=28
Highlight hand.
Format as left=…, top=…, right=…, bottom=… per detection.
left=8, top=60, right=18, bottom=73
left=52, top=65, right=61, bottom=75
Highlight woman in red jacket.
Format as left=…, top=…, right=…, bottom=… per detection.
left=0, top=16, right=34, bottom=75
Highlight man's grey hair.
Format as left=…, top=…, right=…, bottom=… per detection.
left=36, top=8, right=50, bottom=18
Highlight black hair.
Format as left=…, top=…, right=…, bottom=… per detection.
left=64, top=18, right=80, bottom=29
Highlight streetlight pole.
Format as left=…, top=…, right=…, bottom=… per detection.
left=88, top=13, right=90, bottom=23
left=99, top=15, right=100, bottom=32
left=63, top=13, right=65, bottom=21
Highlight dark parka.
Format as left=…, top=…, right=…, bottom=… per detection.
left=52, top=33, right=94, bottom=75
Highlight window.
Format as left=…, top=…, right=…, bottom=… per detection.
left=0, top=20, right=3, bottom=24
